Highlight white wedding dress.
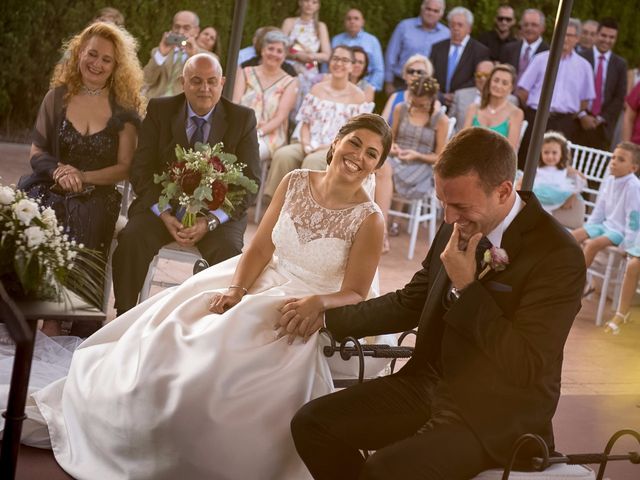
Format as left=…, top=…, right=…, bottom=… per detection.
left=12, top=169, right=385, bottom=480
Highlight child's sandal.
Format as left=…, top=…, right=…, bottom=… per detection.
left=603, top=311, right=630, bottom=335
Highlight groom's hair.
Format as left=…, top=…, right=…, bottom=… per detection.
left=326, top=113, right=392, bottom=168
left=434, top=127, right=516, bottom=194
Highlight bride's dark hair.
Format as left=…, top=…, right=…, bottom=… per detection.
left=326, top=113, right=392, bottom=168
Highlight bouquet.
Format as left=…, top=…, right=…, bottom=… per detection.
left=0, top=183, right=104, bottom=307
left=154, top=142, right=258, bottom=227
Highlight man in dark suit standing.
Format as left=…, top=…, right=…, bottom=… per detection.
left=430, top=7, right=490, bottom=107
left=112, top=53, right=260, bottom=315
left=576, top=18, right=627, bottom=151
left=477, top=4, right=517, bottom=61
left=291, top=128, right=585, bottom=480
left=499, top=9, right=549, bottom=82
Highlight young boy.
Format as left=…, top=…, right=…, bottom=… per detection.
left=572, top=142, right=640, bottom=267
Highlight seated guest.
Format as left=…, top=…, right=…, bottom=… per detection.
left=240, top=26, right=298, bottom=77
left=112, top=54, right=260, bottom=315
left=499, top=9, right=548, bottom=81
left=18, top=22, right=143, bottom=334
left=517, top=18, right=595, bottom=169
left=430, top=6, right=490, bottom=107
left=576, top=19, right=598, bottom=55
left=381, top=54, right=434, bottom=126
left=571, top=142, right=640, bottom=268
left=349, top=46, right=375, bottom=102
left=449, top=60, right=493, bottom=132
left=233, top=30, right=299, bottom=163
left=477, top=4, right=517, bottom=61
left=263, top=46, right=373, bottom=198
left=142, top=10, right=200, bottom=99
left=386, top=76, right=448, bottom=237
left=332, top=8, right=384, bottom=91
left=463, top=63, right=524, bottom=150
left=516, top=131, right=586, bottom=229
left=623, top=81, right=640, bottom=145
left=575, top=18, right=628, bottom=151
left=384, top=0, right=449, bottom=94
left=195, top=25, right=221, bottom=59
left=238, top=26, right=268, bottom=64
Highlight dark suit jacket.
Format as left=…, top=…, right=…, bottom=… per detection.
left=129, top=94, right=260, bottom=219
left=579, top=48, right=628, bottom=140
left=499, top=39, right=549, bottom=75
left=326, top=192, right=585, bottom=464
left=430, top=38, right=490, bottom=94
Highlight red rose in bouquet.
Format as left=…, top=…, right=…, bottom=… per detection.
left=154, top=142, right=258, bottom=227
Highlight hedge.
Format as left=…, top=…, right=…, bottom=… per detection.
left=1, top=0, right=638, bottom=138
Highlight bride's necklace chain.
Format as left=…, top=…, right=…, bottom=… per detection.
left=81, top=84, right=105, bottom=96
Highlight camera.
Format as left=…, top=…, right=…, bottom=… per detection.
left=166, top=32, right=188, bottom=47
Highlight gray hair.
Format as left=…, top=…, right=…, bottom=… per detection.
left=447, top=6, right=474, bottom=28
left=568, top=17, right=582, bottom=36
left=174, top=10, right=200, bottom=27
left=422, top=0, right=446, bottom=12
left=582, top=19, right=599, bottom=29
left=522, top=8, right=545, bottom=26
left=183, top=53, right=222, bottom=76
left=262, top=30, right=291, bottom=50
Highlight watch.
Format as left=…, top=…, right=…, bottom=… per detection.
left=206, top=213, right=220, bottom=232
left=450, top=286, right=463, bottom=301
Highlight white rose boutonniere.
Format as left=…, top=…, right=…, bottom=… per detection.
left=478, top=246, right=509, bottom=280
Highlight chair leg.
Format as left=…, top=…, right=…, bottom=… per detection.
left=139, top=254, right=159, bottom=302
left=596, top=253, right=616, bottom=326
left=102, top=239, right=117, bottom=314
left=408, top=200, right=422, bottom=260
left=253, top=159, right=270, bottom=224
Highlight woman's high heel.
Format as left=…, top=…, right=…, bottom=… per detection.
left=603, top=311, right=631, bottom=335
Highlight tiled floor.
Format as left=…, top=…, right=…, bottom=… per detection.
left=2, top=142, right=638, bottom=478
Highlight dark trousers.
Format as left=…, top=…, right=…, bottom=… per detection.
left=518, top=108, right=580, bottom=170
left=111, top=210, right=246, bottom=313
left=573, top=123, right=612, bottom=151
left=291, top=373, right=495, bottom=480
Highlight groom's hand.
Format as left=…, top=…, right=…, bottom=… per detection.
left=277, top=296, right=324, bottom=344
left=440, top=224, right=481, bottom=290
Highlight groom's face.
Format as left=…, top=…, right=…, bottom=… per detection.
left=435, top=172, right=512, bottom=247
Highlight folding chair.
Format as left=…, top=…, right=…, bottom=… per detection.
left=388, top=191, right=439, bottom=260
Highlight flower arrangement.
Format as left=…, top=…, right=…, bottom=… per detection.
left=478, top=246, right=510, bottom=279
left=0, top=183, right=104, bottom=307
left=154, top=142, right=258, bottom=227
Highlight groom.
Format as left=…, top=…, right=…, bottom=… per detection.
left=290, top=127, right=586, bottom=479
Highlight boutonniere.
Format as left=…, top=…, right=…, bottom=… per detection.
left=478, top=246, right=509, bottom=279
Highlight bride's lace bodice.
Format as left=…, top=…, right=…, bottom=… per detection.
left=272, top=170, right=380, bottom=291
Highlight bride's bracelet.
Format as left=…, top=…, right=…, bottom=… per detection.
left=228, top=285, right=248, bottom=296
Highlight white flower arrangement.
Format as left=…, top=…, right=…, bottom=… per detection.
left=0, top=182, right=103, bottom=306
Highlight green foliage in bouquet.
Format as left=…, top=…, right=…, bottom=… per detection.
left=154, top=142, right=258, bottom=227
left=0, top=183, right=105, bottom=308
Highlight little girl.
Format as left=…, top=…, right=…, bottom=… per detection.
left=527, top=131, right=586, bottom=228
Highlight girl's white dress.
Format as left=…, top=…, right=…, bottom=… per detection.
left=3, top=170, right=387, bottom=480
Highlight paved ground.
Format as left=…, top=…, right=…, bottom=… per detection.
left=1, top=142, right=638, bottom=478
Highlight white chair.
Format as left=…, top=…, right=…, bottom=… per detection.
left=447, top=117, right=457, bottom=139
left=388, top=190, right=439, bottom=260
left=471, top=464, right=595, bottom=479
left=568, top=142, right=624, bottom=326
left=139, top=242, right=202, bottom=302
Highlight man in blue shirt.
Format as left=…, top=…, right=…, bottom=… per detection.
left=384, top=0, right=450, bottom=94
left=331, top=8, right=384, bottom=91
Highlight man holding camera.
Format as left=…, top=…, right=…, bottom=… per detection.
left=142, top=10, right=201, bottom=99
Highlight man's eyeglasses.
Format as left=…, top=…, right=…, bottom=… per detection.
left=353, top=60, right=366, bottom=65
left=475, top=72, right=490, bottom=79
left=496, top=16, right=514, bottom=23
left=330, top=56, right=353, bottom=64
left=406, top=68, right=427, bottom=76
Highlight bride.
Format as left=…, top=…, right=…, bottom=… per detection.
left=18, top=113, right=392, bottom=479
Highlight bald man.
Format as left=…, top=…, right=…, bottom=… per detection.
left=113, top=54, right=260, bottom=314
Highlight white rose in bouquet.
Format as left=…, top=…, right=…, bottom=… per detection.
left=41, top=207, right=58, bottom=230
left=12, top=198, right=40, bottom=225
left=24, top=225, right=46, bottom=247
left=0, top=186, right=15, bottom=205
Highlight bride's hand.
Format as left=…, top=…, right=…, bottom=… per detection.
left=277, top=296, right=324, bottom=344
left=208, top=290, right=243, bottom=314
